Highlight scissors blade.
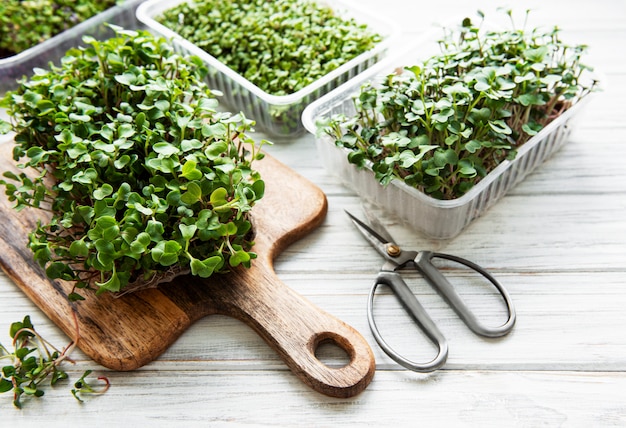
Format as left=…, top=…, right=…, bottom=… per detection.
left=345, top=210, right=395, bottom=256
left=362, top=205, right=396, bottom=244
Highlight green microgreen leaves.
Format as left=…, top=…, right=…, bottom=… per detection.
left=0, top=316, right=109, bottom=408
left=320, top=10, right=597, bottom=200
left=0, top=0, right=117, bottom=58
left=0, top=26, right=269, bottom=297
left=156, top=0, right=381, bottom=96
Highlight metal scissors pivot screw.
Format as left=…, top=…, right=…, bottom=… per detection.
left=346, top=210, right=516, bottom=373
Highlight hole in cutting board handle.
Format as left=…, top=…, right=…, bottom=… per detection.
left=313, top=332, right=353, bottom=369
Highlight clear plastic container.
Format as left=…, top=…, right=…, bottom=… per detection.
left=136, top=0, right=399, bottom=138
left=0, top=0, right=145, bottom=95
left=302, top=41, right=595, bottom=240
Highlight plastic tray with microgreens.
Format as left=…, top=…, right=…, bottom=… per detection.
left=137, top=0, right=399, bottom=137
left=303, top=10, right=598, bottom=239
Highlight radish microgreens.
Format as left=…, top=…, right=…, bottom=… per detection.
left=156, top=0, right=382, bottom=96
left=0, top=26, right=269, bottom=298
left=320, top=10, right=597, bottom=200
left=0, top=0, right=118, bottom=58
left=0, top=316, right=108, bottom=408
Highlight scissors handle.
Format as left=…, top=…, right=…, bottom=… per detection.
left=416, top=251, right=516, bottom=337
left=368, top=252, right=516, bottom=372
left=368, top=271, right=449, bottom=372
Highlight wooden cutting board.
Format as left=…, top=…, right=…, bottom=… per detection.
left=0, top=140, right=375, bottom=398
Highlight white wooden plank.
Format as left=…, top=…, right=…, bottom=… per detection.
left=269, top=191, right=626, bottom=272
left=1, top=368, right=624, bottom=427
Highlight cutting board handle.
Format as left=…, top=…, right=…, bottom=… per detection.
left=206, top=262, right=376, bottom=398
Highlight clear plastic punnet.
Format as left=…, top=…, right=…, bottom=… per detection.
left=302, top=36, right=596, bottom=239
left=136, top=0, right=399, bottom=138
left=0, top=0, right=144, bottom=94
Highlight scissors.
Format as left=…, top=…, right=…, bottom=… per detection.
left=346, top=210, right=516, bottom=373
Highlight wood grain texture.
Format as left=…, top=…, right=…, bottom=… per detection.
left=0, top=141, right=375, bottom=398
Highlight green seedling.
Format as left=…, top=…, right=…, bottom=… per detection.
left=0, top=0, right=118, bottom=58
left=157, top=0, right=381, bottom=96
left=0, top=26, right=268, bottom=298
left=0, top=315, right=108, bottom=408
left=320, top=10, right=597, bottom=200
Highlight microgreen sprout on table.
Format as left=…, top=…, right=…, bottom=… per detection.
left=0, top=315, right=108, bottom=408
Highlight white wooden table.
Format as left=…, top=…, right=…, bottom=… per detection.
left=1, top=0, right=625, bottom=425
